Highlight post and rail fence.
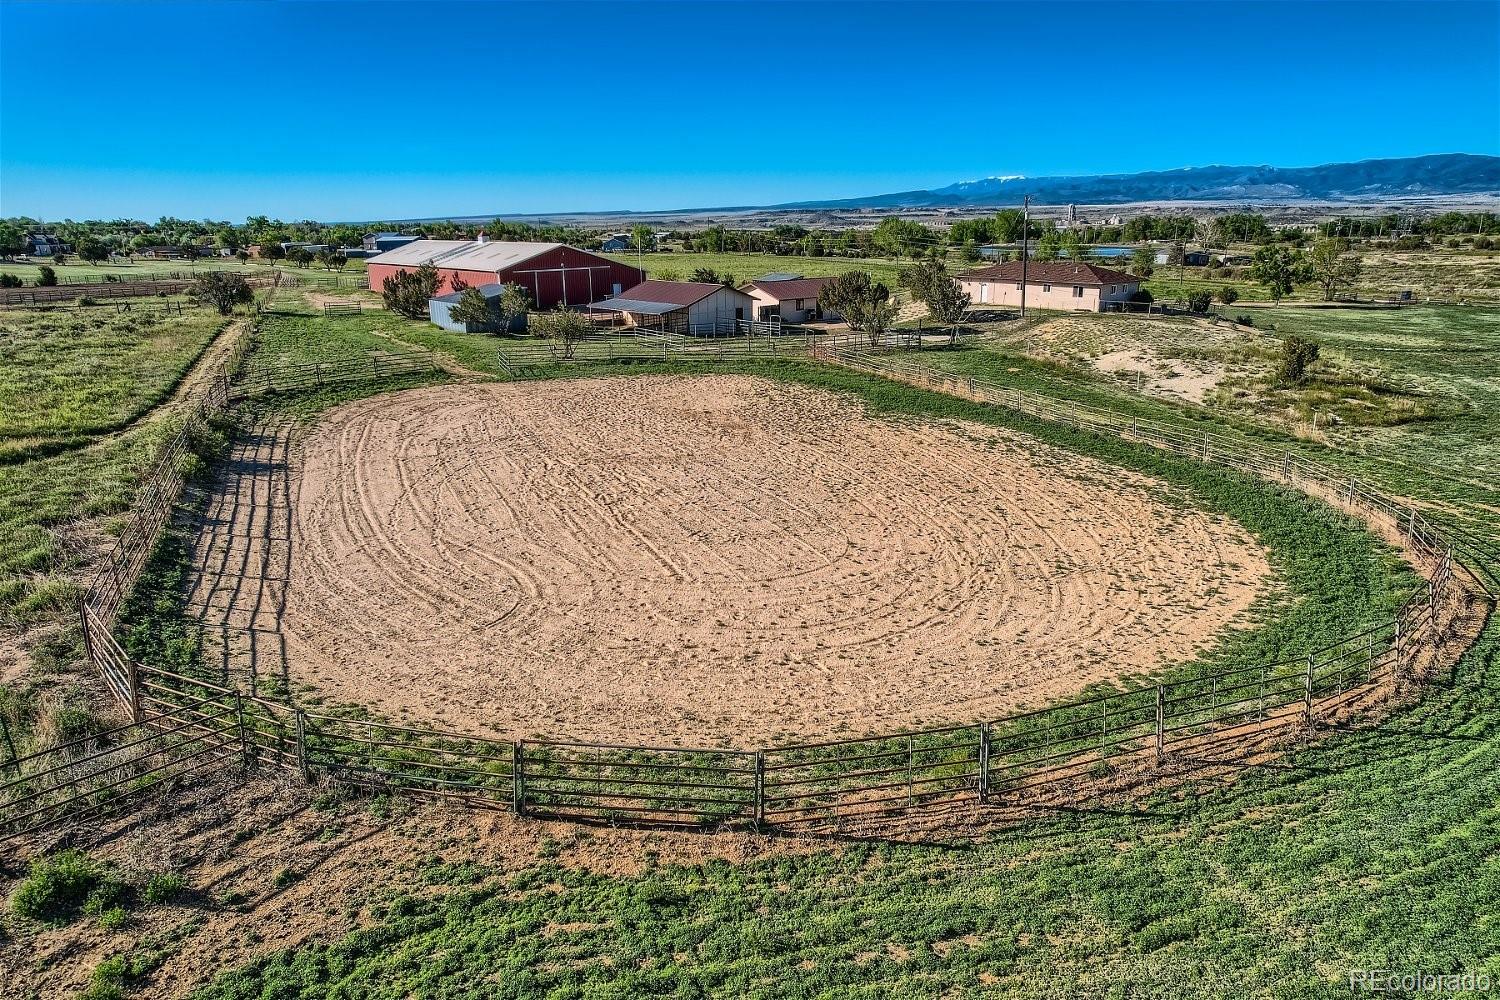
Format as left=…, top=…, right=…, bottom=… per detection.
left=0, top=342, right=1487, bottom=844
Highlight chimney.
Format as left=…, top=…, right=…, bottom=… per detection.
left=476, top=231, right=488, bottom=245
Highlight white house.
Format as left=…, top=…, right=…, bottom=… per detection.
left=957, top=261, right=1142, bottom=312
left=738, top=276, right=838, bottom=323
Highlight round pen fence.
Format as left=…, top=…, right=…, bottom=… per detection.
left=1, top=342, right=1487, bottom=844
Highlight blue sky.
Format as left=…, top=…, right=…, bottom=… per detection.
left=2, top=1, right=1496, bottom=222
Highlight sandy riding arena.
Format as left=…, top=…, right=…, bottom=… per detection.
left=273, top=375, right=1269, bottom=746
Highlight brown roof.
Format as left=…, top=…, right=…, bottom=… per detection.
left=612, top=280, right=727, bottom=306
left=957, top=261, right=1142, bottom=287
left=739, top=276, right=835, bottom=301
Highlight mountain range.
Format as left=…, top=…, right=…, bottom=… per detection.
left=774, top=153, right=1500, bottom=210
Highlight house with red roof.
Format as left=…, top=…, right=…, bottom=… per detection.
left=957, top=261, right=1143, bottom=312
left=587, top=280, right=755, bottom=334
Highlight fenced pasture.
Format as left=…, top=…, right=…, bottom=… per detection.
left=0, top=270, right=282, bottom=307
left=232, top=349, right=439, bottom=398
left=0, top=341, right=1486, bottom=845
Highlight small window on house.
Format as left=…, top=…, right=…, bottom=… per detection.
left=1073, top=286, right=1084, bottom=297
left=1016, top=282, right=1023, bottom=291
left=795, top=299, right=804, bottom=310
left=1042, top=283, right=1051, bottom=292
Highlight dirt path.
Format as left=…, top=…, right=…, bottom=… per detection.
left=227, top=374, right=1273, bottom=747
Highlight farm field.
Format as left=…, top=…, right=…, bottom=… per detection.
left=0, top=258, right=366, bottom=286
left=2, top=285, right=1494, bottom=1000
left=905, top=305, right=1500, bottom=538
left=603, top=250, right=908, bottom=289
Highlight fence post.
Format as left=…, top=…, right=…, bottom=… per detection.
left=906, top=735, right=915, bottom=806
left=753, top=751, right=766, bottom=826
left=977, top=724, right=990, bottom=804
left=513, top=740, right=526, bottom=816
left=0, top=713, right=18, bottom=775
left=234, top=693, right=252, bottom=769
left=293, top=710, right=311, bottom=782
left=1153, top=686, right=1165, bottom=763
left=126, top=657, right=143, bottom=724
left=1303, top=655, right=1315, bottom=727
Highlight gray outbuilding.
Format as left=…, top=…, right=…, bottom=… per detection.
left=429, top=283, right=527, bottom=334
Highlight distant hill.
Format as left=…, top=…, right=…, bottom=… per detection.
left=776, top=154, right=1500, bottom=209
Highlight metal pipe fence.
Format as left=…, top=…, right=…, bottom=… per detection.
left=1, top=340, right=1484, bottom=843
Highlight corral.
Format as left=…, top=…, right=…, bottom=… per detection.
left=227, top=375, right=1269, bottom=745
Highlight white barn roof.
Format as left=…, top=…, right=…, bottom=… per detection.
left=368, top=240, right=566, bottom=271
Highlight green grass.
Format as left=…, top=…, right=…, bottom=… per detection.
left=0, top=258, right=366, bottom=285
left=192, top=625, right=1500, bottom=999
left=0, top=305, right=227, bottom=441
left=602, top=251, right=909, bottom=290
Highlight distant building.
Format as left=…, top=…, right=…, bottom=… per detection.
left=588, top=280, right=754, bottom=333
left=25, top=234, right=70, bottom=256
left=367, top=238, right=643, bottom=308
left=600, top=233, right=635, bottom=252
left=1154, top=248, right=1211, bottom=266
left=363, top=232, right=420, bottom=253
left=428, top=282, right=527, bottom=334
left=135, top=246, right=190, bottom=260
left=957, top=261, right=1142, bottom=312
left=739, top=276, right=838, bottom=323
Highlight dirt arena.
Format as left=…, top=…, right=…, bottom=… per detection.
left=220, top=375, right=1271, bottom=747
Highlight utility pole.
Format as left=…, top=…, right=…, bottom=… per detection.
left=1020, top=195, right=1030, bottom=318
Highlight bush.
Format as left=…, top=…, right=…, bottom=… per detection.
left=1217, top=286, right=1239, bottom=305
left=36, top=265, right=57, bottom=287
left=1276, top=335, right=1320, bottom=385
left=0, top=273, right=21, bottom=288
left=143, top=872, right=186, bottom=904
left=1235, top=314, right=1255, bottom=327
left=1186, top=291, right=1213, bottom=313
left=1477, top=236, right=1495, bottom=250
left=1128, top=289, right=1154, bottom=304
left=190, top=272, right=253, bottom=315
left=10, top=850, right=112, bottom=923
left=78, top=295, right=98, bottom=307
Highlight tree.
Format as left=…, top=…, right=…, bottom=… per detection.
left=819, top=270, right=890, bottom=334
left=449, top=272, right=471, bottom=294
left=0, top=274, right=23, bottom=288
left=1166, top=243, right=1185, bottom=267
left=1248, top=245, right=1308, bottom=304
left=75, top=237, right=109, bottom=265
left=1217, top=285, right=1239, bottom=305
left=1307, top=237, right=1362, bottom=302
left=286, top=246, right=313, bottom=268
left=36, top=265, right=57, bottom=287
left=259, top=242, right=285, bottom=264
left=631, top=224, right=654, bottom=253
left=690, top=267, right=720, bottom=284
left=1276, top=335, right=1320, bottom=385
left=235, top=250, right=251, bottom=264
left=1130, top=247, right=1156, bottom=277
left=190, top=271, right=254, bottom=315
left=1186, top=290, right=1213, bottom=314
left=0, top=222, right=24, bottom=260
left=899, top=259, right=968, bottom=323
left=860, top=297, right=899, bottom=347
left=448, top=287, right=495, bottom=330
left=381, top=263, right=442, bottom=318
left=495, top=283, right=531, bottom=334
left=531, top=306, right=592, bottom=359
left=1034, top=230, right=1061, bottom=262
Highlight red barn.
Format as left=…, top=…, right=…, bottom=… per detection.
left=366, top=239, right=644, bottom=308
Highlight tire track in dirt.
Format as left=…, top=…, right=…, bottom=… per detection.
left=263, top=375, right=1271, bottom=745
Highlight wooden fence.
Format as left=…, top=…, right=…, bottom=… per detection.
left=232, top=351, right=440, bottom=398
left=0, top=343, right=1486, bottom=843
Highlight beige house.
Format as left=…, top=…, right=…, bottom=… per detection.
left=738, top=276, right=838, bottom=323
left=957, top=261, right=1142, bottom=312
left=588, top=280, right=755, bottom=334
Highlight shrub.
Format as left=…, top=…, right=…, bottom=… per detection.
left=1235, top=314, right=1255, bottom=327
left=191, top=272, right=253, bottom=315
left=1275, top=335, right=1320, bottom=385
left=1128, top=289, right=1154, bottom=304
left=1217, top=286, right=1239, bottom=305
left=36, top=265, right=57, bottom=287
left=0, top=273, right=21, bottom=288
left=382, top=262, right=441, bottom=318
left=143, top=872, right=186, bottom=904
left=1186, top=291, right=1213, bottom=313
left=10, top=850, right=112, bottom=923
left=78, top=295, right=98, bottom=307
left=1477, top=236, right=1495, bottom=250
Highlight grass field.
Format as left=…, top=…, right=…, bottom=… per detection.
left=0, top=258, right=365, bottom=285
left=0, top=307, right=227, bottom=442
left=602, top=251, right=909, bottom=290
